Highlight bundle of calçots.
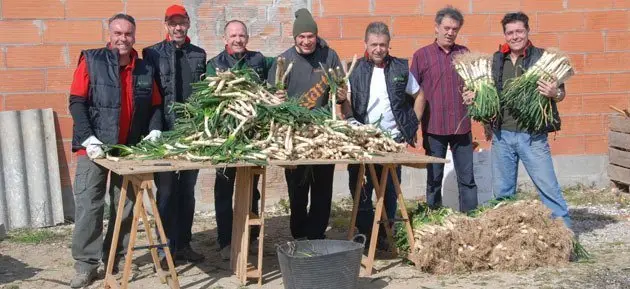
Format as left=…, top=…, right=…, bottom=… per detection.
left=105, top=68, right=405, bottom=164
left=453, top=52, right=500, bottom=124
left=502, top=49, right=574, bottom=132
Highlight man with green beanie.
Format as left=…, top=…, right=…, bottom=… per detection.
left=267, top=8, right=347, bottom=240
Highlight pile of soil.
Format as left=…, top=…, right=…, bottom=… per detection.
left=408, top=200, right=574, bottom=274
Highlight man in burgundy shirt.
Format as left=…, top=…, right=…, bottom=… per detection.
left=68, top=13, right=163, bottom=288
left=410, top=6, right=478, bottom=213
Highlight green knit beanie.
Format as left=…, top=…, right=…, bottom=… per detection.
left=292, top=8, right=318, bottom=38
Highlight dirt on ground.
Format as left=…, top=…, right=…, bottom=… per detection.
left=1, top=186, right=630, bottom=289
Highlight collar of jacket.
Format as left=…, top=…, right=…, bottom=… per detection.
left=364, top=50, right=390, bottom=68
left=500, top=40, right=533, bottom=57
left=105, top=43, right=138, bottom=68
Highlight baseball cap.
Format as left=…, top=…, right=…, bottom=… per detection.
left=165, top=5, right=188, bottom=20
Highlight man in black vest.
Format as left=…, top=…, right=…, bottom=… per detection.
left=342, top=22, right=422, bottom=249
left=463, top=12, right=571, bottom=228
left=207, top=19, right=274, bottom=260
left=142, top=5, right=207, bottom=265
left=267, top=9, right=346, bottom=240
left=68, top=13, right=163, bottom=288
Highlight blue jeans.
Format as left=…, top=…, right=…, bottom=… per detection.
left=348, top=164, right=400, bottom=237
left=491, top=129, right=571, bottom=228
left=154, top=170, right=199, bottom=254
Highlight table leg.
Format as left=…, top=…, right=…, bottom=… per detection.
left=348, top=164, right=365, bottom=240
left=104, top=176, right=130, bottom=289
left=390, top=167, right=415, bottom=251
left=364, top=164, right=390, bottom=275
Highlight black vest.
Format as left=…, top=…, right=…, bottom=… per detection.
left=142, top=41, right=206, bottom=130
left=209, top=50, right=267, bottom=82
left=349, top=56, right=418, bottom=146
left=71, top=48, right=155, bottom=150
left=491, top=45, right=562, bottom=133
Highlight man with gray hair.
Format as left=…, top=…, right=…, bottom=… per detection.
left=342, top=21, right=422, bottom=249
left=207, top=19, right=274, bottom=260
left=410, top=6, right=478, bottom=213
left=68, top=13, right=163, bottom=287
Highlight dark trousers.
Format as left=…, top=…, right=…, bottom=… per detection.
left=348, top=164, right=401, bottom=237
left=155, top=170, right=199, bottom=254
left=285, top=165, right=335, bottom=240
left=214, top=167, right=260, bottom=249
left=72, top=156, right=135, bottom=273
left=423, top=132, right=478, bottom=213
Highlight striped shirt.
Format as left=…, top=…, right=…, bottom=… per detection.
left=410, top=41, right=471, bottom=135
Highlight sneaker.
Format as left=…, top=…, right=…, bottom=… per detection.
left=219, top=245, right=231, bottom=261
left=175, top=246, right=205, bottom=263
left=70, top=270, right=97, bottom=288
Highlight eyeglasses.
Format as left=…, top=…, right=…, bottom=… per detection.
left=167, top=21, right=189, bottom=28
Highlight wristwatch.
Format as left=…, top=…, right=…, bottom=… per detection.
left=555, top=87, right=564, bottom=101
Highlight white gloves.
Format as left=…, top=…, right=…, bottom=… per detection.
left=81, top=136, right=104, bottom=159
left=143, top=130, right=162, bottom=142
left=346, top=118, right=362, bottom=126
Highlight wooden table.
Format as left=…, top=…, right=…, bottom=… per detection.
left=94, top=152, right=446, bottom=287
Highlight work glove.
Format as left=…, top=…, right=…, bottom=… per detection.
left=143, top=130, right=162, bottom=142
left=346, top=117, right=362, bottom=126
left=81, top=136, right=105, bottom=159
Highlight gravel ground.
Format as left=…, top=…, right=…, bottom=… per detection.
left=1, top=190, right=629, bottom=289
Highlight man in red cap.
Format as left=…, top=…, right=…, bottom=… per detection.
left=143, top=4, right=207, bottom=266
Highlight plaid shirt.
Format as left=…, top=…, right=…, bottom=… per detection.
left=410, top=41, right=470, bottom=135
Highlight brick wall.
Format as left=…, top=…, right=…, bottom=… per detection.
left=0, top=0, right=628, bottom=198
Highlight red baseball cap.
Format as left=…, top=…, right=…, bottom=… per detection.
left=165, top=5, right=188, bottom=20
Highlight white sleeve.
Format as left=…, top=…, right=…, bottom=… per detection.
left=405, top=73, right=420, bottom=95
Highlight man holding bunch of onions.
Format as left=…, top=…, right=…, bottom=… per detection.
left=463, top=12, right=571, bottom=228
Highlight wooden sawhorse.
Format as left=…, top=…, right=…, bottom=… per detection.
left=104, top=173, right=179, bottom=289
left=347, top=163, right=416, bottom=276
left=230, top=166, right=267, bottom=286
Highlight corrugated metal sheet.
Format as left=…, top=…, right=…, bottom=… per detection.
left=0, top=108, right=64, bottom=230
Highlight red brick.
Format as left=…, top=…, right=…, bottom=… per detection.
left=568, top=54, right=585, bottom=73
left=585, top=11, right=629, bottom=31
left=584, top=52, right=630, bottom=73
left=582, top=93, right=629, bottom=113
left=549, top=136, right=585, bottom=155
left=559, top=115, right=605, bottom=136
left=565, top=74, right=610, bottom=94
left=0, top=50, right=4, bottom=69
left=131, top=20, right=163, bottom=43
left=464, top=35, right=504, bottom=52
left=609, top=73, right=630, bottom=92
left=423, top=0, right=470, bottom=14
left=559, top=32, right=605, bottom=53
left=529, top=33, right=559, bottom=49
left=44, top=21, right=104, bottom=44
left=4, top=93, right=68, bottom=115
left=521, top=0, right=564, bottom=12
left=606, top=32, right=630, bottom=51
left=6, top=45, right=67, bottom=68
left=68, top=45, right=102, bottom=63
left=2, top=0, right=64, bottom=19
left=0, top=95, right=4, bottom=111
left=342, top=16, right=391, bottom=39
left=472, top=0, right=519, bottom=13
left=374, top=0, right=421, bottom=15
left=327, top=39, right=365, bottom=59
left=314, top=17, right=342, bottom=39
left=391, top=16, right=435, bottom=37
left=56, top=140, right=74, bottom=175
left=557, top=95, right=582, bottom=115
left=585, top=135, right=608, bottom=154
left=613, top=0, right=630, bottom=8
left=126, top=0, right=182, bottom=19
left=568, top=0, right=614, bottom=9
left=0, top=70, right=45, bottom=93
left=56, top=115, right=74, bottom=140
left=47, top=68, right=76, bottom=92
left=460, top=14, right=493, bottom=35
left=319, top=0, right=371, bottom=16
left=66, top=0, right=125, bottom=19
left=0, top=21, right=42, bottom=44
left=537, top=13, right=584, bottom=33
left=389, top=38, right=417, bottom=60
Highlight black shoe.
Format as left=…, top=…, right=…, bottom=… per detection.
left=109, top=256, right=138, bottom=275
left=175, top=246, right=205, bottom=263
left=70, top=270, right=97, bottom=288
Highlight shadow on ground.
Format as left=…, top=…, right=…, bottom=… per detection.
left=0, top=254, right=43, bottom=285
